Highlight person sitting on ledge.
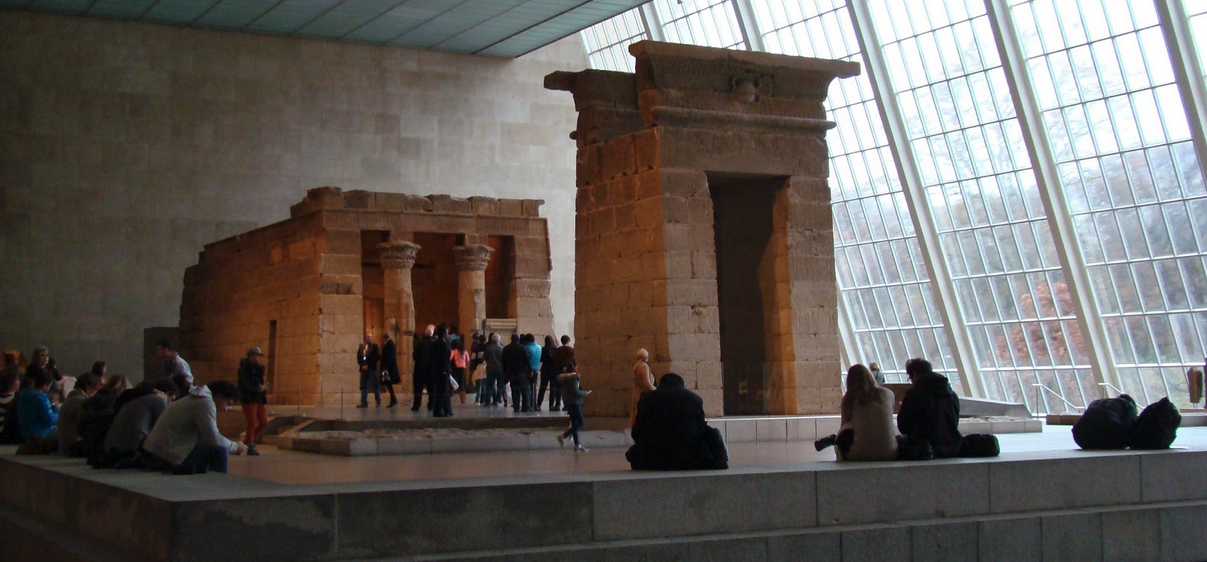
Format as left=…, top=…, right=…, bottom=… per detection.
left=897, top=358, right=963, bottom=459
left=815, top=364, right=898, bottom=461
left=626, top=373, right=727, bottom=471
left=16, top=370, right=58, bottom=442
left=142, top=380, right=247, bottom=474
left=95, top=378, right=178, bottom=467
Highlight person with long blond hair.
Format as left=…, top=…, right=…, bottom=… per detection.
left=816, top=364, right=898, bottom=461
left=630, top=348, right=655, bottom=426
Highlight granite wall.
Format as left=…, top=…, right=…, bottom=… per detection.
left=0, top=10, right=585, bottom=380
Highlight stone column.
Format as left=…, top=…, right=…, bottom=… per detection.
left=378, top=241, right=421, bottom=385
left=378, top=241, right=422, bottom=336
left=452, top=244, right=493, bottom=335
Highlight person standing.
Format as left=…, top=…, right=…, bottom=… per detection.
left=237, top=347, right=269, bottom=455
left=357, top=332, right=381, bottom=408
left=869, top=362, right=886, bottom=385
left=523, top=334, right=541, bottom=409
left=536, top=335, right=560, bottom=412
left=430, top=325, right=453, bottom=417
left=503, top=334, right=532, bottom=412
left=450, top=338, right=469, bottom=404
left=483, top=333, right=504, bottom=406
left=154, top=341, right=193, bottom=395
left=380, top=332, right=400, bottom=408
left=412, top=325, right=435, bottom=411
left=631, top=349, right=655, bottom=427
left=552, top=335, right=576, bottom=412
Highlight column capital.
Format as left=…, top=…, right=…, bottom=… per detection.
left=452, top=244, right=493, bottom=271
left=378, top=241, right=421, bottom=270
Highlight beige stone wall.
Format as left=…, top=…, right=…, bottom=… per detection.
left=179, top=214, right=327, bottom=399
left=552, top=43, right=857, bottom=417
left=0, top=10, right=584, bottom=380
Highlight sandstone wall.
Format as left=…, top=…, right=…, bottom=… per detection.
left=0, top=10, right=584, bottom=380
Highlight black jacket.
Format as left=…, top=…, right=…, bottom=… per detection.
left=238, top=359, right=267, bottom=404
left=429, top=339, right=452, bottom=391
left=897, top=371, right=963, bottom=458
left=412, top=336, right=434, bottom=383
left=626, top=375, right=718, bottom=470
left=502, top=342, right=529, bottom=382
left=381, top=338, right=400, bottom=384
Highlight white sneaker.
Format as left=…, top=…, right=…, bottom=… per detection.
left=575, top=445, right=588, bottom=452
left=557, top=435, right=565, bottom=449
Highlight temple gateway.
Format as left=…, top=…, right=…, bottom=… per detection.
left=175, top=187, right=554, bottom=405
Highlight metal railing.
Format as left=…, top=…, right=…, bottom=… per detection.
left=1097, top=382, right=1127, bottom=399
left=1031, top=383, right=1083, bottom=418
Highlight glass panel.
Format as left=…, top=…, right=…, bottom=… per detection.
left=869, top=0, right=1088, bottom=407
left=1012, top=0, right=1207, bottom=405
left=752, top=0, right=958, bottom=377
left=579, top=7, right=649, bottom=72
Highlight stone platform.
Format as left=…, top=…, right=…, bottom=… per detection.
left=5, top=428, right=1205, bottom=561
left=1046, top=411, right=1207, bottom=426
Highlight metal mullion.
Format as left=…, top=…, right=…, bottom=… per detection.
left=638, top=3, right=664, bottom=42
left=729, top=0, right=764, bottom=51
left=1156, top=0, right=1207, bottom=202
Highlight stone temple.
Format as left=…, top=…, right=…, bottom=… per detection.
left=176, top=186, right=554, bottom=405
left=548, top=42, right=859, bottom=417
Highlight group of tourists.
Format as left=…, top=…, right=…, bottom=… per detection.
left=0, top=342, right=256, bottom=474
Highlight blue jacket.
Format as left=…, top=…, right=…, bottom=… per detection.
left=524, top=342, right=541, bottom=371
left=17, top=389, right=58, bottom=441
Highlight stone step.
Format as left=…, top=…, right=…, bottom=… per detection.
left=3, top=445, right=1206, bottom=562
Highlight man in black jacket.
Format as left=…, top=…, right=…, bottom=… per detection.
left=237, top=347, right=268, bottom=455
left=411, top=325, right=435, bottom=411
left=502, top=333, right=532, bottom=412
left=897, top=358, right=963, bottom=458
left=626, top=373, right=726, bottom=470
left=357, top=332, right=381, bottom=408
left=380, top=332, right=400, bottom=408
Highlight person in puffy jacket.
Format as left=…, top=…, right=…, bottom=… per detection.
left=897, top=358, right=963, bottom=458
left=17, top=370, right=59, bottom=441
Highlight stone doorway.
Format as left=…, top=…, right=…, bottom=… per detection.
left=361, top=231, right=388, bottom=338
left=708, top=173, right=786, bottom=415
left=412, top=232, right=461, bottom=330
left=484, top=235, right=515, bottom=320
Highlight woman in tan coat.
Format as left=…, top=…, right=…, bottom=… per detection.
left=816, top=364, right=898, bottom=461
left=630, top=349, right=655, bottom=426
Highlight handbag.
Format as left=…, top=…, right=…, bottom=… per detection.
left=380, top=370, right=390, bottom=385
left=449, top=374, right=460, bottom=391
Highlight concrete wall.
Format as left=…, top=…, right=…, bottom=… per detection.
left=0, top=10, right=586, bottom=380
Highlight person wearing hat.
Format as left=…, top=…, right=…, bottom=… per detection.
left=237, top=346, right=269, bottom=456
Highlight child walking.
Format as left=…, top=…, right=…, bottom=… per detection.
left=557, top=369, right=591, bottom=452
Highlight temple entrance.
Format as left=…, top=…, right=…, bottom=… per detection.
left=361, top=231, right=388, bottom=339
left=709, top=173, right=784, bottom=415
left=412, top=232, right=461, bottom=331
left=485, top=235, right=515, bottom=321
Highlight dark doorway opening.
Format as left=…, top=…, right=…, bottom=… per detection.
left=709, top=173, right=784, bottom=415
left=361, top=231, right=389, bottom=339
left=485, top=235, right=515, bottom=320
left=412, top=232, right=461, bottom=329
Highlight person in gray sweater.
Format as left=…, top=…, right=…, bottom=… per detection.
left=142, top=381, right=246, bottom=474
left=104, top=379, right=177, bottom=458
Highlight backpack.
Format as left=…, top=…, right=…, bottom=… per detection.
left=1127, top=397, right=1181, bottom=450
left=1073, top=395, right=1138, bottom=450
left=959, top=433, right=1000, bottom=457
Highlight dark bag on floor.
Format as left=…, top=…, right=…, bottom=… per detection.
left=15, top=435, right=58, bottom=455
left=896, top=435, right=934, bottom=461
left=699, top=425, right=728, bottom=470
left=959, top=433, right=1000, bottom=457
left=1128, top=397, right=1181, bottom=450
left=1073, top=395, right=1138, bottom=450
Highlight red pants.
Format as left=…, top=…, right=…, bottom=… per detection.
left=243, top=403, right=268, bottom=444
